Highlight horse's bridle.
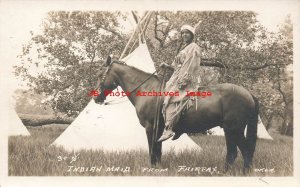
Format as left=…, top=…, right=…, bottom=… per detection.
left=96, top=61, right=159, bottom=100
left=94, top=65, right=115, bottom=96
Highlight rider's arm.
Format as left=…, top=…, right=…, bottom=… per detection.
left=160, top=62, right=175, bottom=70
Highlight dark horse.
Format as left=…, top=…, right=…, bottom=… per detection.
left=94, top=58, right=259, bottom=173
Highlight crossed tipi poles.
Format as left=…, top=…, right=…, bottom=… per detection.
left=120, top=11, right=153, bottom=60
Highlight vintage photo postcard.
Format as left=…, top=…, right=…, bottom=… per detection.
left=0, top=0, right=299, bottom=186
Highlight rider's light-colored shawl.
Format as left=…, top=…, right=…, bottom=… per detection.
left=164, top=42, right=201, bottom=106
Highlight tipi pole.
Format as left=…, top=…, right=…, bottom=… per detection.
left=128, top=12, right=153, bottom=54
left=140, top=11, right=153, bottom=42
left=119, top=11, right=152, bottom=60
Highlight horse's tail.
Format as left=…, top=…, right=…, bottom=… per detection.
left=246, top=95, right=259, bottom=161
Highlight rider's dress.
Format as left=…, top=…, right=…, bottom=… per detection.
left=163, top=42, right=201, bottom=127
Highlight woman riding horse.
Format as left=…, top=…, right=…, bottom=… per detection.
left=158, top=24, right=202, bottom=142
left=94, top=25, right=259, bottom=174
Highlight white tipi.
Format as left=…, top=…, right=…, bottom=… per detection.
left=209, top=116, right=273, bottom=140
left=52, top=43, right=201, bottom=153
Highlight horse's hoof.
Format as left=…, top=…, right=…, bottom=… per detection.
left=224, top=163, right=232, bottom=173
left=243, top=167, right=251, bottom=175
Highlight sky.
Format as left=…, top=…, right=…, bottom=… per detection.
left=0, top=0, right=297, bottom=95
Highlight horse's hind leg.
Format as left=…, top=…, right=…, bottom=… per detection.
left=236, top=132, right=252, bottom=174
left=224, top=129, right=238, bottom=172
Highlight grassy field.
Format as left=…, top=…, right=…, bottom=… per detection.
left=8, top=124, right=293, bottom=176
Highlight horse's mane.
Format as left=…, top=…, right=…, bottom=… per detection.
left=111, top=61, right=159, bottom=80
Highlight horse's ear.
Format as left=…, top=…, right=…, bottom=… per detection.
left=105, top=55, right=112, bottom=66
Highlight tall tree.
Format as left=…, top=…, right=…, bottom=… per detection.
left=274, top=15, right=293, bottom=135
left=15, top=11, right=293, bottom=135
left=146, top=11, right=292, bottom=134
left=15, top=11, right=128, bottom=115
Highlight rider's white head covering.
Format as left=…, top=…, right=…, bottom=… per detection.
left=180, top=25, right=195, bottom=35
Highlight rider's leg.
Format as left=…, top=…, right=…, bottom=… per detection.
left=157, top=103, right=179, bottom=142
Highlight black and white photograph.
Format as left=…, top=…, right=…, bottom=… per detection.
left=0, top=0, right=299, bottom=186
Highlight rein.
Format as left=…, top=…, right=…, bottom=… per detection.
left=100, top=63, right=159, bottom=104
left=152, top=69, right=166, bottom=152
left=126, top=70, right=159, bottom=97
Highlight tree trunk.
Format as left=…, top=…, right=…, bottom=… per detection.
left=280, top=110, right=293, bottom=136
left=266, top=113, right=273, bottom=130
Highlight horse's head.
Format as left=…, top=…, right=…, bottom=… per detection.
left=94, top=56, right=119, bottom=104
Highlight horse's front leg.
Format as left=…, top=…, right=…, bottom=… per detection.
left=145, top=124, right=162, bottom=167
